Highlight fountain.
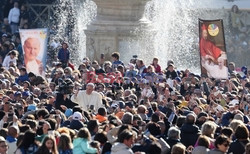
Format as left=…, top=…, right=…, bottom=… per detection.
left=52, top=0, right=250, bottom=72
left=84, top=0, right=153, bottom=63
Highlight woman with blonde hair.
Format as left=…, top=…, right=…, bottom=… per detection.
left=171, top=143, right=186, bottom=154
left=195, top=121, right=217, bottom=149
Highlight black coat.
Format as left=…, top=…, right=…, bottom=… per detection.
left=227, top=139, right=249, bottom=154
left=55, top=93, right=78, bottom=111
left=180, top=123, right=200, bottom=147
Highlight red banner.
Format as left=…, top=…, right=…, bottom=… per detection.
left=199, top=19, right=228, bottom=79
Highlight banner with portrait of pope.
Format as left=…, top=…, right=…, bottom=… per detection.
left=19, top=28, right=48, bottom=76
left=199, top=19, right=228, bottom=79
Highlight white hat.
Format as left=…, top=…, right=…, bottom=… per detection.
left=72, top=112, right=83, bottom=120
left=228, top=99, right=239, bottom=107
left=0, top=136, right=6, bottom=142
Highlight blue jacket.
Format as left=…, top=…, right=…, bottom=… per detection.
left=73, top=138, right=97, bottom=154
left=15, top=74, right=29, bottom=84
left=58, top=48, right=70, bottom=63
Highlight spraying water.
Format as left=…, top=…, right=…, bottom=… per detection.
left=52, top=0, right=235, bottom=73
left=144, top=0, right=230, bottom=72
left=50, top=0, right=96, bottom=64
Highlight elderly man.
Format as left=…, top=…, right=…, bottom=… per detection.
left=203, top=56, right=228, bottom=79
left=71, top=83, right=103, bottom=112
left=23, top=37, right=43, bottom=76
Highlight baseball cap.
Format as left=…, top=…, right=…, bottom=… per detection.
left=175, top=77, right=181, bottom=82
left=72, top=111, right=83, bottom=120
left=125, top=101, right=134, bottom=108
left=111, top=103, right=118, bottom=109
left=2, top=34, right=7, bottom=37
left=0, top=136, right=6, bottom=142
left=65, top=109, right=73, bottom=117
left=14, top=91, right=22, bottom=97
left=228, top=99, right=239, bottom=107
left=22, top=91, right=31, bottom=97
left=27, top=104, right=37, bottom=111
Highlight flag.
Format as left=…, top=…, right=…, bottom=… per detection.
left=19, top=28, right=48, bottom=76
left=199, top=19, right=228, bottom=79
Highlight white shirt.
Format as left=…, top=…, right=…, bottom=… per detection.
left=71, top=90, right=103, bottom=111
left=26, top=60, right=40, bottom=75
left=8, top=7, right=20, bottom=24
left=203, top=61, right=228, bottom=79
left=2, top=55, right=17, bottom=69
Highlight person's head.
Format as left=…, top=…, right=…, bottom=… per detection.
left=214, top=135, right=230, bottom=153
left=147, top=65, right=155, bottom=73
left=42, top=121, right=51, bottom=134
left=78, top=127, right=91, bottom=140
left=229, top=119, right=244, bottom=132
left=122, top=112, right=133, bottom=125
left=147, top=122, right=161, bottom=136
left=136, top=59, right=144, bottom=67
left=186, top=113, right=196, bottom=124
left=201, top=121, right=217, bottom=138
left=201, top=24, right=208, bottom=40
left=62, top=42, right=68, bottom=49
left=218, top=57, right=225, bottom=69
left=90, top=140, right=100, bottom=149
left=0, top=129, right=8, bottom=139
left=245, top=143, right=250, bottom=154
left=8, top=50, right=17, bottom=59
left=234, top=124, right=249, bottom=140
left=58, top=133, right=73, bottom=151
left=97, top=107, right=107, bottom=117
left=197, top=135, right=210, bottom=148
left=18, top=130, right=37, bottom=149
left=23, top=38, right=41, bottom=62
left=167, top=64, right=174, bottom=71
left=111, top=52, right=120, bottom=61
left=19, top=67, right=27, bottom=76
left=117, top=130, right=134, bottom=148
left=0, top=136, right=8, bottom=154
left=87, top=120, right=99, bottom=133
left=231, top=5, right=239, bottom=13
left=64, top=67, right=72, bottom=76
left=14, top=2, right=19, bottom=8
left=40, top=135, right=57, bottom=153
left=228, top=62, right=235, bottom=71
left=137, top=105, right=147, bottom=114
left=37, top=109, right=49, bottom=120
left=171, top=143, right=186, bottom=154
left=7, top=126, right=18, bottom=138
left=152, top=57, right=159, bottom=65
left=3, top=18, right=8, bottom=25
left=147, top=141, right=161, bottom=154
left=167, top=126, right=181, bottom=140
left=176, top=115, right=186, bottom=128
left=221, top=127, right=233, bottom=138
left=93, top=132, right=107, bottom=146
left=25, top=120, right=37, bottom=131
left=86, top=83, right=95, bottom=95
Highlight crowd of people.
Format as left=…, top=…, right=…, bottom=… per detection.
left=0, top=1, right=249, bottom=154
left=0, top=48, right=248, bottom=154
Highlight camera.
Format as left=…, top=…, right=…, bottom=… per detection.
left=132, top=55, right=138, bottom=59
left=57, top=78, right=74, bottom=94
left=130, top=55, right=138, bottom=64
